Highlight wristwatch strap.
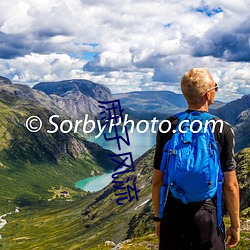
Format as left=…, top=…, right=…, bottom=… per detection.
left=153, top=216, right=161, bottom=222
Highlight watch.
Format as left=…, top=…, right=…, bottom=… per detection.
left=153, top=216, right=161, bottom=222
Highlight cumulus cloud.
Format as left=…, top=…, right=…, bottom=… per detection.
left=192, top=18, right=250, bottom=62
left=0, top=53, right=87, bottom=85
left=0, top=0, right=249, bottom=101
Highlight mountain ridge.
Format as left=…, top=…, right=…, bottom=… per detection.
left=213, top=94, right=250, bottom=125
left=33, top=79, right=113, bottom=120
left=0, top=76, right=12, bottom=85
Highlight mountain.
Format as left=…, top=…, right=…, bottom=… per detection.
left=76, top=146, right=249, bottom=248
left=114, top=91, right=225, bottom=120
left=0, top=76, right=12, bottom=85
left=33, top=79, right=112, bottom=120
left=0, top=79, right=117, bottom=212
left=212, top=95, right=250, bottom=152
left=32, top=80, right=225, bottom=122
left=234, top=108, right=250, bottom=152
left=209, top=100, right=225, bottom=110
left=114, top=91, right=186, bottom=120
left=213, top=94, right=250, bottom=126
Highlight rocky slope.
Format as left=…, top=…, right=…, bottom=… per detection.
left=0, top=76, right=12, bottom=85
left=213, top=94, right=250, bottom=126
left=33, top=79, right=113, bottom=120
left=234, top=108, right=250, bottom=152
left=213, top=94, right=250, bottom=152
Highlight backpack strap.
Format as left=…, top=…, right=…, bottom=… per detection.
left=217, top=169, right=223, bottom=231
left=200, top=112, right=223, bottom=230
left=200, top=112, right=223, bottom=229
left=158, top=112, right=188, bottom=218
left=200, top=112, right=217, bottom=120
left=174, top=111, right=218, bottom=126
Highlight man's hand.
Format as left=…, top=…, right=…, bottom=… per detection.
left=225, top=225, right=240, bottom=248
left=155, top=221, right=160, bottom=239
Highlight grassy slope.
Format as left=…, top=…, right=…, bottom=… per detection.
left=0, top=199, right=88, bottom=250
left=0, top=87, right=116, bottom=214
left=1, top=148, right=249, bottom=249
left=0, top=148, right=155, bottom=249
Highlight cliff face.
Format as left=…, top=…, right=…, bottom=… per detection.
left=33, top=79, right=112, bottom=120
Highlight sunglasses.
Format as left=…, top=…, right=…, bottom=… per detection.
left=203, top=83, right=218, bottom=95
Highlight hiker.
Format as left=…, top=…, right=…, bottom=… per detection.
left=152, top=68, right=240, bottom=250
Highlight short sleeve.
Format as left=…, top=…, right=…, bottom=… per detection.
left=153, top=116, right=178, bottom=170
left=219, top=122, right=237, bottom=172
left=213, top=120, right=237, bottom=172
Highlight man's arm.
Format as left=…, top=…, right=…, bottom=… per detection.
left=152, top=169, right=163, bottom=239
left=223, top=170, right=240, bottom=248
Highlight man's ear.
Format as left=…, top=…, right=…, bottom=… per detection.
left=204, top=92, right=209, bottom=100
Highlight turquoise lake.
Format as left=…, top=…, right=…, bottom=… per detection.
left=75, top=128, right=156, bottom=192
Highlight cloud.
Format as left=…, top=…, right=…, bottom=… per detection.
left=0, top=53, right=87, bottom=85
left=192, top=18, right=250, bottom=62
left=0, top=0, right=249, bottom=101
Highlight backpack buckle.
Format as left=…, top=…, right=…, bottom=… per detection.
left=169, top=149, right=176, bottom=155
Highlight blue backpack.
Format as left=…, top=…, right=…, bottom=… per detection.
left=158, top=111, right=223, bottom=228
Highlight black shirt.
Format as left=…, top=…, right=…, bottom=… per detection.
left=153, top=110, right=237, bottom=172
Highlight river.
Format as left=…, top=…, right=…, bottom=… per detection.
left=75, top=128, right=156, bottom=192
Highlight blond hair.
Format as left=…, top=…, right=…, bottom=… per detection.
left=181, top=68, right=214, bottom=104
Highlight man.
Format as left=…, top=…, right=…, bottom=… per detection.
left=152, top=68, right=240, bottom=249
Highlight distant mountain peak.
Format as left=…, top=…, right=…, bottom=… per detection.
left=33, top=79, right=111, bottom=100
left=0, top=76, right=12, bottom=85
left=33, top=79, right=113, bottom=120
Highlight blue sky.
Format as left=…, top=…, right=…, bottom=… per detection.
left=0, top=0, right=249, bottom=102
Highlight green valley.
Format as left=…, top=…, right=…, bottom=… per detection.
left=0, top=82, right=117, bottom=214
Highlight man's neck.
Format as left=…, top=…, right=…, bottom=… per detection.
left=187, top=103, right=209, bottom=112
